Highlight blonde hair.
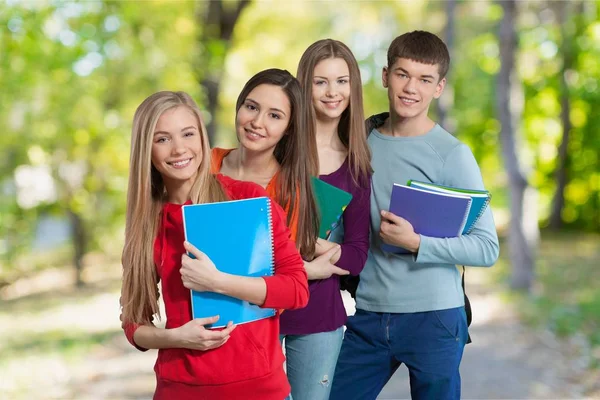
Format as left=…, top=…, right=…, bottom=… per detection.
left=121, top=91, right=227, bottom=324
left=297, top=39, right=372, bottom=185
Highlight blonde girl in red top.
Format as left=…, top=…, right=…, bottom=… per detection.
left=120, top=91, right=308, bottom=400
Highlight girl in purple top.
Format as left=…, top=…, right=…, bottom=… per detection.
left=279, top=39, right=372, bottom=400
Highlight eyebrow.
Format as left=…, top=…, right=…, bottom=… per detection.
left=395, top=67, right=436, bottom=80
left=245, top=97, right=287, bottom=116
left=153, top=126, right=197, bottom=135
left=314, top=75, right=350, bottom=80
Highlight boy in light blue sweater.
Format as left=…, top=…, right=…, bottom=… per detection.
left=330, top=31, right=500, bottom=400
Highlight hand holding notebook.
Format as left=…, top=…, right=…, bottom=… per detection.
left=381, top=184, right=472, bottom=254
left=182, top=197, right=276, bottom=328
left=181, top=241, right=221, bottom=292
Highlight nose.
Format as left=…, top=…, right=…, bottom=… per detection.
left=250, top=112, right=265, bottom=129
left=326, top=84, right=337, bottom=98
left=403, top=78, right=417, bottom=94
left=171, top=136, right=186, bottom=155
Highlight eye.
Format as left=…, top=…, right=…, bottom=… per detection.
left=338, top=79, right=349, bottom=84
left=183, top=131, right=195, bottom=137
left=421, top=79, right=431, bottom=84
left=155, top=136, right=168, bottom=143
left=397, top=73, right=408, bottom=78
left=314, top=80, right=326, bottom=86
left=245, top=103, right=257, bottom=111
left=270, top=113, right=281, bottom=120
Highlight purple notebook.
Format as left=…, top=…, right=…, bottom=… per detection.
left=382, top=184, right=472, bottom=254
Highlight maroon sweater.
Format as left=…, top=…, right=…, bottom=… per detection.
left=280, top=159, right=371, bottom=335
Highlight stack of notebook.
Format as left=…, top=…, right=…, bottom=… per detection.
left=382, top=180, right=491, bottom=254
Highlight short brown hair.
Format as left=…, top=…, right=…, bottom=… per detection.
left=387, top=31, right=450, bottom=80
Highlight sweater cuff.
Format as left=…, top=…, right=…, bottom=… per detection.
left=123, top=322, right=149, bottom=352
left=260, top=276, right=282, bottom=309
left=414, top=234, right=429, bottom=263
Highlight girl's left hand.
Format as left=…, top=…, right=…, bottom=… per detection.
left=180, top=241, right=221, bottom=292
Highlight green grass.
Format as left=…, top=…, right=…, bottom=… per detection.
left=0, top=329, right=121, bottom=361
left=494, top=230, right=600, bottom=367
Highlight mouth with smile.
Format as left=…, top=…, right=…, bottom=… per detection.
left=321, top=99, right=343, bottom=109
left=167, top=158, right=192, bottom=169
left=244, top=128, right=266, bottom=140
left=398, top=96, right=419, bottom=106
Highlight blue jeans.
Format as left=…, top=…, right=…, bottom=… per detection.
left=280, top=327, right=344, bottom=400
left=330, top=308, right=468, bottom=400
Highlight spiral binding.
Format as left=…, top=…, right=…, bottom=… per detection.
left=265, top=198, right=275, bottom=277
left=458, top=198, right=473, bottom=235
left=465, top=196, right=491, bottom=234
left=265, top=198, right=276, bottom=317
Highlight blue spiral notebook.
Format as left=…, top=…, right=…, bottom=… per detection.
left=407, top=180, right=491, bottom=234
left=382, top=184, right=472, bottom=254
left=182, top=197, right=276, bottom=328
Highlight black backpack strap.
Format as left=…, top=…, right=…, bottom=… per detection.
left=462, top=266, right=472, bottom=344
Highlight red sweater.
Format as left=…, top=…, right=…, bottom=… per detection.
left=123, top=174, right=309, bottom=400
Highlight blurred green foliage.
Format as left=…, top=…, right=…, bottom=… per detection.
left=0, top=0, right=599, bottom=273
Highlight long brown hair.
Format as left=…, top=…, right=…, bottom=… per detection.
left=235, top=69, right=319, bottom=258
left=297, top=39, right=372, bottom=185
left=121, top=91, right=228, bottom=324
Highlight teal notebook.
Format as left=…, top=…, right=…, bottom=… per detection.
left=182, top=197, right=276, bottom=329
left=407, top=180, right=491, bottom=234
left=311, top=177, right=353, bottom=239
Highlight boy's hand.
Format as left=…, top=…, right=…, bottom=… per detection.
left=379, top=210, right=421, bottom=253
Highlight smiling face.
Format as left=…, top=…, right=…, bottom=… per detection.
left=382, top=57, right=445, bottom=121
left=235, top=84, right=291, bottom=154
left=151, top=106, right=203, bottom=188
left=311, top=57, right=351, bottom=122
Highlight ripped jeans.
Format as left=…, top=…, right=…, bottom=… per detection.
left=280, top=327, right=344, bottom=400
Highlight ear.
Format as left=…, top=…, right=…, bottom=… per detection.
left=382, top=67, right=389, bottom=88
left=433, top=77, right=446, bottom=99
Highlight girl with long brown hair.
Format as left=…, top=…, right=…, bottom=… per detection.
left=120, top=91, right=308, bottom=400
left=278, top=39, right=372, bottom=400
left=210, top=68, right=320, bottom=259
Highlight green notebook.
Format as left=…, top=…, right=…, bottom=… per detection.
left=407, top=179, right=491, bottom=234
left=311, top=177, right=353, bottom=239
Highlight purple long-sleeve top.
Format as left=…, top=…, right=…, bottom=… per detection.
left=279, top=159, right=371, bottom=335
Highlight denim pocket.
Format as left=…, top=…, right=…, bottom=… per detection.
left=433, top=308, right=461, bottom=340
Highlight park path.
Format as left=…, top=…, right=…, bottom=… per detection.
left=57, top=268, right=595, bottom=399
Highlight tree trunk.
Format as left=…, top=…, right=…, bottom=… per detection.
left=549, top=1, right=576, bottom=230
left=68, top=208, right=86, bottom=287
left=197, top=0, right=250, bottom=145
left=435, top=0, right=456, bottom=131
left=496, top=0, right=538, bottom=291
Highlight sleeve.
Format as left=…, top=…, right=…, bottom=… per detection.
left=261, top=199, right=309, bottom=310
left=122, top=321, right=149, bottom=352
left=415, top=144, right=500, bottom=267
left=334, top=178, right=371, bottom=275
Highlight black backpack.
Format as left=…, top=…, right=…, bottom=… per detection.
left=339, top=112, right=472, bottom=344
